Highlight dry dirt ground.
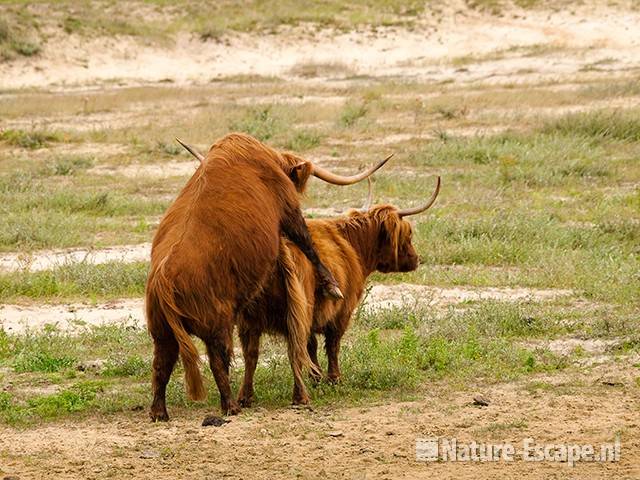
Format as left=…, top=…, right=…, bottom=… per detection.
left=1, top=2, right=639, bottom=479
left=1, top=361, right=639, bottom=480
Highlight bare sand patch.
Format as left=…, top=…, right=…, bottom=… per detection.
left=0, top=244, right=152, bottom=273
left=2, top=5, right=640, bottom=89
left=235, top=94, right=346, bottom=106
left=364, top=283, right=573, bottom=312
left=522, top=338, right=622, bottom=356
left=0, top=300, right=145, bottom=334
left=88, top=161, right=199, bottom=178
left=1, top=284, right=575, bottom=334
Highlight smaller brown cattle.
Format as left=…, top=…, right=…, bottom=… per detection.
left=237, top=177, right=441, bottom=406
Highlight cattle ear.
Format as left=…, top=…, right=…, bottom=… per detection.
left=289, top=161, right=313, bottom=193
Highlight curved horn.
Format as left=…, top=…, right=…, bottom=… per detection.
left=398, top=176, right=441, bottom=217
left=312, top=153, right=393, bottom=185
left=176, top=138, right=205, bottom=163
left=360, top=177, right=374, bottom=211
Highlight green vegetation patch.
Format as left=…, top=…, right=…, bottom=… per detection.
left=0, top=261, right=148, bottom=302
left=0, top=300, right=577, bottom=426
left=0, top=129, right=62, bottom=149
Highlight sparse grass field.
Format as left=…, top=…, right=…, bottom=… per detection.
left=0, top=1, right=639, bottom=478
left=0, top=301, right=584, bottom=425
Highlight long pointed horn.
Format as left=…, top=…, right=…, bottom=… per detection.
left=312, top=153, right=393, bottom=186
left=360, top=177, right=374, bottom=211
left=398, top=176, right=441, bottom=217
left=176, top=138, right=205, bottom=163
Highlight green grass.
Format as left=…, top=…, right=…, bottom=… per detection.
left=229, top=106, right=288, bottom=142
left=0, top=129, right=62, bottom=149
left=0, top=300, right=578, bottom=425
left=542, top=110, right=640, bottom=143
left=50, top=155, right=95, bottom=176
left=102, top=353, right=150, bottom=377
left=0, top=15, right=41, bottom=60
left=0, top=261, right=148, bottom=302
left=13, top=350, right=76, bottom=373
left=284, top=130, right=323, bottom=151
left=0, top=169, right=167, bottom=250
left=339, top=101, right=369, bottom=127
left=0, top=381, right=105, bottom=424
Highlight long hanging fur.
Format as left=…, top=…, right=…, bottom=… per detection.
left=278, top=241, right=321, bottom=383
left=148, top=259, right=207, bottom=401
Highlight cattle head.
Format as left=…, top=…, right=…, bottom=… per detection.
left=175, top=136, right=392, bottom=193
left=350, top=176, right=441, bottom=274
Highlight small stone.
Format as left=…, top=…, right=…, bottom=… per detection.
left=201, top=415, right=230, bottom=427
left=76, top=359, right=105, bottom=372
left=139, top=450, right=160, bottom=459
left=291, top=404, right=313, bottom=411
left=473, top=395, right=490, bottom=407
left=327, top=430, right=344, bottom=437
left=601, top=378, right=624, bottom=387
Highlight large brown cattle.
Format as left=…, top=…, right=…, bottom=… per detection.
left=146, top=133, right=390, bottom=420
left=237, top=177, right=441, bottom=406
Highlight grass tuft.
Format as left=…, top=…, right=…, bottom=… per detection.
left=542, top=110, right=640, bottom=142
left=102, top=354, right=150, bottom=378
left=284, top=130, right=322, bottom=151
left=13, top=350, right=76, bottom=373
left=0, top=16, right=41, bottom=60
left=0, top=261, right=148, bottom=302
left=339, top=101, right=368, bottom=127
left=0, top=129, right=61, bottom=149
left=229, top=106, right=286, bottom=141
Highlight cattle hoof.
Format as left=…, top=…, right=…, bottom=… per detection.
left=149, top=410, right=169, bottom=422
left=226, top=403, right=242, bottom=416
left=326, top=375, right=341, bottom=385
left=292, top=395, right=310, bottom=406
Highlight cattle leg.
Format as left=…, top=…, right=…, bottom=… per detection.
left=307, top=335, right=323, bottom=383
left=149, top=335, right=179, bottom=422
left=280, top=207, right=343, bottom=300
left=204, top=330, right=241, bottom=416
left=237, top=328, right=260, bottom=408
left=324, top=327, right=343, bottom=384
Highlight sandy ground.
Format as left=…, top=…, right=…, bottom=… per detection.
left=365, top=284, right=572, bottom=312
left=1, top=359, right=638, bottom=480
left=1, top=4, right=640, bottom=89
left=0, top=244, right=153, bottom=272
left=0, top=283, right=573, bottom=334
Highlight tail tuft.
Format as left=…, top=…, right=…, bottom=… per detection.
left=279, top=242, right=319, bottom=379
left=150, top=262, right=206, bottom=401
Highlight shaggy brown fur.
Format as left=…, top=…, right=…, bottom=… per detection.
left=146, top=133, right=347, bottom=421
left=237, top=205, right=422, bottom=406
